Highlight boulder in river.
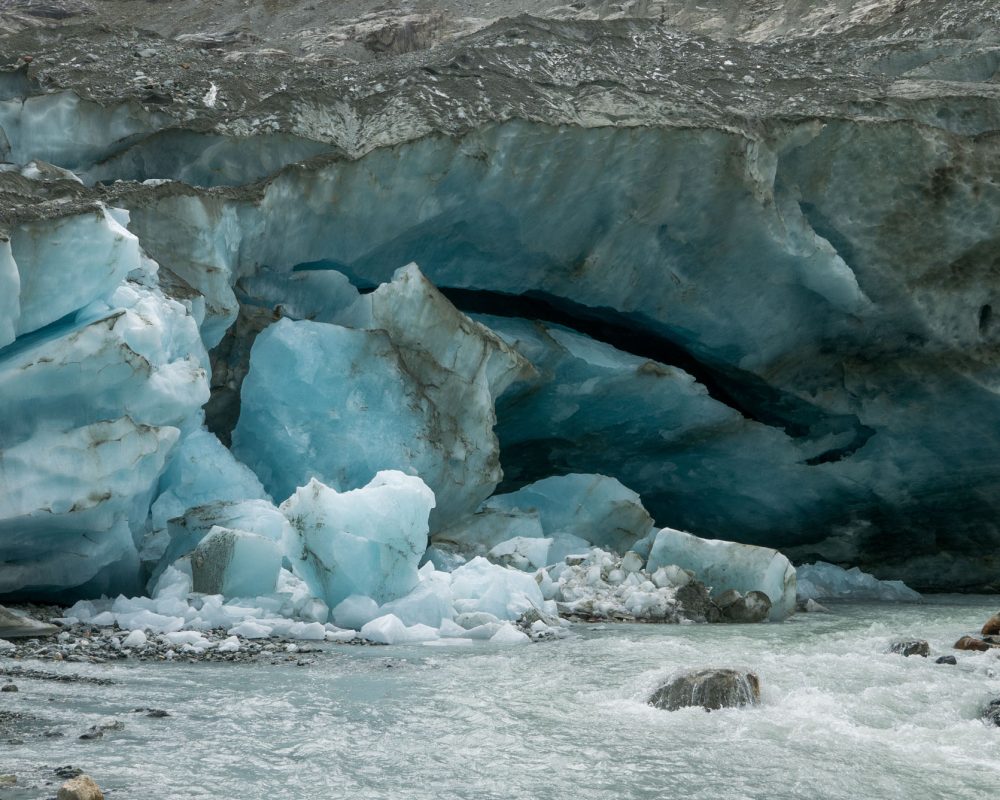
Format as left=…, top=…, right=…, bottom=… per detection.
left=981, top=613, right=1000, bottom=636
left=649, top=668, right=761, bottom=711
left=982, top=699, right=1000, bottom=727
left=715, top=590, right=771, bottom=623
left=935, top=655, right=957, bottom=665
left=888, top=640, right=930, bottom=657
left=57, top=774, right=104, bottom=800
left=954, top=636, right=993, bottom=652
left=0, top=606, right=58, bottom=638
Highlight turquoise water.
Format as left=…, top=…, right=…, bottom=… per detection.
left=4, top=596, right=1000, bottom=800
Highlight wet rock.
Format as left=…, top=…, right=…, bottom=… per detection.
left=935, top=655, right=957, bottom=665
left=982, top=698, right=1000, bottom=727
left=57, top=774, right=104, bottom=800
left=716, top=590, right=771, bottom=623
left=54, top=766, right=83, bottom=779
left=888, top=639, right=930, bottom=657
left=0, top=606, right=59, bottom=638
left=954, top=636, right=993, bottom=652
left=674, top=582, right=722, bottom=623
left=981, top=612, right=1000, bottom=636
left=649, top=668, right=761, bottom=711
left=1, top=683, right=18, bottom=692
left=0, top=774, right=15, bottom=787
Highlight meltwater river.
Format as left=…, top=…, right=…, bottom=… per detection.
left=4, top=596, right=1000, bottom=800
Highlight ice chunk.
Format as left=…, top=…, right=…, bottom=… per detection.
left=436, top=474, right=654, bottom=559
left=360, top=614, right=440, bottom=644
left=378, top=567, right=455, bottom=628
left=449, top=557, right=545, bottom=621
left=232, top=264, right=532, bottom=528
left=488, top=537, right=553, bottom=571
left=647, top=527, right=796, bottom=620
left=796, top=562, right=921, bottom=602
left=217, top=635, right=241, bottom=653
left=122, top=629, right=147, bottom=648
left=146, top=428, right=268, bottom=564
left=332, top=595, right=381, bottom=630
left=190, top=526, right=282, bottom=599
left=490, top=623, right=530, bottom=644
left=281, top=472, right=434, bottom=608
left=156, top=498, right=290, bottom=586
left=481, top=474, right=654, bottom=554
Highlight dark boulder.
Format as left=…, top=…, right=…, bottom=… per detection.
left=888, top=640, right=930, bottom=657
left=649, top=668, right=761, bottom=711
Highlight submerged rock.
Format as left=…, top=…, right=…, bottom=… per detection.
left=649, top=668, right=761, bottom=712
left=888, top=640, right=930, bottom=657
left=982, top=699, right=1000, bottom=727
left=935, top=655, right=958, bottom=665
left=981, top=612, right=1000, bottom=636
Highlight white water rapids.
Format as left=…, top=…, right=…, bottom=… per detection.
left=4, top=596, right=1000, bottom=799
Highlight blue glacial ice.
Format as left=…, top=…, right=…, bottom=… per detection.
left=280, top=471, right=435, bottom=608
left=232, top=264, right=532, bottom=527
left=796, top=562, right=922, bottom=603
left=434, top=473, right=654, bottom=569
left=190, top=526, right=283, bottom=599
left=0, top=208, right=212, bottom=597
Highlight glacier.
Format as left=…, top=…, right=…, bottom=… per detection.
left=1, top=0, right=999, bottom=613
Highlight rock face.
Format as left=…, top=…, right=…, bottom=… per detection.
left=2, top=0, right=1000, bottom=595
left=649, top=668, right=761, bottom=712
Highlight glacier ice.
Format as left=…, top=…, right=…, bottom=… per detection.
left=434, top=473, right=653, bottom=560
left=6, top=205, right=142, bottom=339
left=280, top=472, right=435, bottom=609
left=190, top=526, right=282, bottom=599
left=478, top=474, right=654, bottom=554
left=796, top=562, right=922, bottom=603
left=647, top=528, right=797, bottom=621
left=233, top=264, right=531, bottom=527
left=0, top=418, right=177, bottom=597
left=447, top=557, right=546, bottom=621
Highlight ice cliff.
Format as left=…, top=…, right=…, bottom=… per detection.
left=1, top=0, right=1000, bottom=603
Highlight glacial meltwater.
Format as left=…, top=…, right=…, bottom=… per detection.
left=4, top=596, right=1000, bottom=800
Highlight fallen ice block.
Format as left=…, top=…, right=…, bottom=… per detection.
left=190, top=526, right=282, bottom=599
left=448, top=557, right=545, bottom=621
left=796, top=561, right=921, bottom=602
left=281, top=471, right=434, bottom=608
left=647, top=527, right=796, bottom=620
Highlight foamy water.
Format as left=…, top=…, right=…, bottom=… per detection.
left=4, top=596, right=1000, bottom=799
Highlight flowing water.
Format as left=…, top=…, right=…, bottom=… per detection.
left=4, top=596, right=1000, bottom=800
